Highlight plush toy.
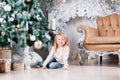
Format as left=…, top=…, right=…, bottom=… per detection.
left=23, top=46, right=43, bottom=70
left=23, top=52, right=32, bottom=70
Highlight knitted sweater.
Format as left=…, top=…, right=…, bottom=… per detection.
left=43, top=46, right=70, bottom=68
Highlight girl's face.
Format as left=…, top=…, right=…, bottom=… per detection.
left=56, top=35, right=66, bottom=47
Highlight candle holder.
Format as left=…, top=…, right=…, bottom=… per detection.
left=50, top=29, right=58, bottom=37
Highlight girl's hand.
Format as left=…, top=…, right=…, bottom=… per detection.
left=63, top=67, right=71, bottom=70
left=40, top=65, right=47, bottom=70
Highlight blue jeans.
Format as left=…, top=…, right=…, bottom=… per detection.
left=37, top=58, right=64, bottom=69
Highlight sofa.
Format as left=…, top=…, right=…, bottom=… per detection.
left=77, top=13, right=120, bottom=64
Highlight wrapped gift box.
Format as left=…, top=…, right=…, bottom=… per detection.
left=0, top=49, right=11, bottom=73
left=0, top=59, right=11, bottom=73
left=0, top=49, right=11, bottom=59
left=13, top=62, right=24, bottom=71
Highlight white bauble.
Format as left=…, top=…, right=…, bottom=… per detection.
left=3, top=4, right=11, bottom=11
left=34, top=40, right=42, bottom=50
left=3, top=20, right=6, bottom=23
left=1, top=31, right=5, bottom=36
left=9, top=17, right=14, bottom=21
left=0, top=18, right=4, bottom=23
left=30, top=35, right=36, bottom=41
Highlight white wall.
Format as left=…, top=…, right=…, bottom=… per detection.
left=63, top=17, right=95, bottom=64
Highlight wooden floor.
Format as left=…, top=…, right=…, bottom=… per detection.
left=0, top=59, right=120, bottom=80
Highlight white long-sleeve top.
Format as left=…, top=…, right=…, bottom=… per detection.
left=43, top=46, right=70, bottom=68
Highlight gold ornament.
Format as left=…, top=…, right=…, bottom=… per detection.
left=26, top=0, right=31, bottom=2
left=16, top=24, right=21, bottom=29
left=1, top=31, right=5, bottom=36
left=36, top=29, right=40, bottom=32
left=34, top=40, right=42, bottom=50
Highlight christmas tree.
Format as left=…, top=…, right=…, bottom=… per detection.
left=0, top=0, right=52, bottom=49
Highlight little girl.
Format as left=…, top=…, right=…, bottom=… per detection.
left=39, top=32, right=70, bottom=70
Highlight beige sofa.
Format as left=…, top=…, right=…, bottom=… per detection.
left=77, top=13, right=120, bottom=64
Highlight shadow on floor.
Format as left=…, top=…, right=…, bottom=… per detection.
left=77, top=54, right=120, bottom=67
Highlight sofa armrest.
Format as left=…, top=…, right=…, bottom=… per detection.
left=76, top=25, right=98, bottom=38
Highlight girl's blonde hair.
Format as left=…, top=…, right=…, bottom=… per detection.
left=53, top=32, right=69, bottom=52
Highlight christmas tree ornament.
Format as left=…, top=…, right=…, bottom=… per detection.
left=0, top=18, right=4, bottom=23
left=30, top=35, right=36, bottom=41
left=1, top=31, right=5, bottom=36
left=3, top=4, right=11, bottom=11
left=16, top=24, right=21, bottom=29
left=36, top=29, right=40, bottom=32
left=34, top=40, right=42, bottom=49
left=26, top=0, right=31, bottom=2
left=3, top=20, right=6, bottom=23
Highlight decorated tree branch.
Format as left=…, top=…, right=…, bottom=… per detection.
left=0, top=0, right=52, bottom=49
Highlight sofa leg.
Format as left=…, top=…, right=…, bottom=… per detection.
left=117, top=49, right=120, bottom=64
left=100, top=56, right=102, bottom=64
left=97, top=55, right=102, bottom=65
left=118, top=53, right=120, bottom=64
left=97, top=52, right=103, bottom=65
left=78, top=49, right=86, bottom=65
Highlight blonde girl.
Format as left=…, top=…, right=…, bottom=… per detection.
left=39, top=32, right=70, bottom=70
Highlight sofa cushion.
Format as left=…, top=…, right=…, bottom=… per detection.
left=97, top=14, right=120, bottom=37
left=85, top=44, right=120, bottom=51
left=86, top=37, right=120, bottom=44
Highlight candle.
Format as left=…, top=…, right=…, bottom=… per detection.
left=51, top=18, right=56, bottom=30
